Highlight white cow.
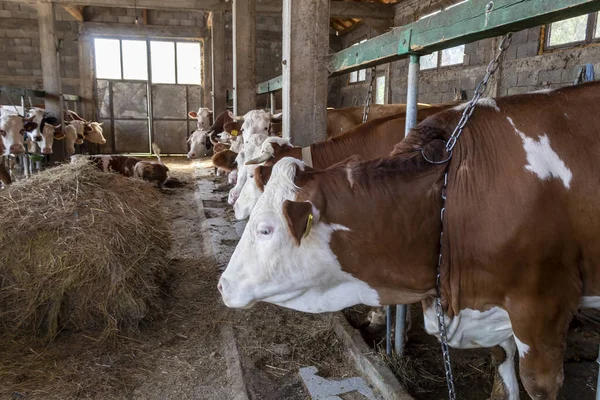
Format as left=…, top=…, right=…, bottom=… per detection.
left=228, top=110, right=282, bottom=144
left=84, top=121, right=106, bottom=144
left=188, top=107, right=213, bottom=130
left=0, top=115, right=37, bottom=156
left=187, top=129, right=212, bottom=159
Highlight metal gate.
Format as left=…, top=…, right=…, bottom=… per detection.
left=97, top=80, right=202, bottom=155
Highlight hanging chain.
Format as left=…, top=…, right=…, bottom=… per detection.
left=445, top=33, right=513, bottom=153
left=362, top=66, right=377, bottom=123
left=431, top=32, right=513, bottom=400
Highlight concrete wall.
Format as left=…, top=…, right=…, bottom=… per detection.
left=330, top=2, right=600, bottom=107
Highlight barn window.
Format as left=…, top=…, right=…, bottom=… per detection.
left=94, top=39, right=122, bottom=80
left=375, top=74, right=386, bottom=104
left=150, top=41, right=176, bottom=84
left=176, top=42, right=202, bottom=85
left=349, top=39, right=367, bottom=84
left=418, top=1, right=467, bottom=70
left=122, top=40, right=148, bottom=80
left=546, top=13, right=600, bottom=49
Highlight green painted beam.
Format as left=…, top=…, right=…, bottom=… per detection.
left=332, top=0, right=600, bottom=76
left=0, top=86, right=45, bottom=98
left=257, top=75, right=282, bottom=95
left=255, top=0, right=600, bottom=91
left=61, top=94, right=81, bottom=101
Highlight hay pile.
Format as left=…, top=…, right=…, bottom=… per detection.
left=0, top=160, right=171, bottom=342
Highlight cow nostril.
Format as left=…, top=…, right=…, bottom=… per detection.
left=217, top=280, right=223, bottom=294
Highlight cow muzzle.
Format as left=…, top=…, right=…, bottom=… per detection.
left=10, top=144, right=25, bottom=155
left=42, top=147, right=53, bottom=155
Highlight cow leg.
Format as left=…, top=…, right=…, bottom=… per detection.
left=510, top=306, right=573, bottom=400
left=489, top=339, right=519, bottom=400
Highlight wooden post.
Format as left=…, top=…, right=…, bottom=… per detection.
left=38, top=2, right=65, bottom=160
left=211, top=11, right=227, bottom=115
left=282, top=0, right=329, bottom=146
left=232, top=0, right=256, bottom=115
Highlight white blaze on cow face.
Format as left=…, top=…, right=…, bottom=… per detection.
left=0, top=115, right=32, bottom=155
left=40, top=123, right=55, bottom=154
left=234, top=165, right=262, bottom=220
left=187, top=129, right=211, bottom=159
left=228, top=133, right=269, bottom=205
left=188, top=107, right=212, bottom=130
left=507, top=116, right=572, bottom=189
left=219, top=157, right=381, bottom=313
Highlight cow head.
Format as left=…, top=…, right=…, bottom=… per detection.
left=38, top=116, right=59, bottom=154
left=83, top=122, right=106, bottom=144
left=246, top=137, right=293, bottom=165
left=62, top=124, right=78, bottom=156
left=189, top=107, right=213, bottom=130
left=0, top=115, right=37, bottom=156
left=187, top=129, right=213, bottom=159
left=234, top=164, right=272, bottom=220
left=219, top=158, right=370, bottom=312
left=227, top=110, right=282, bottom=144
left=227, top=133, right=269, bottom=205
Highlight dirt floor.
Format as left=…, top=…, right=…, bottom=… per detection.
left=0, top=157, right=371, bottom=400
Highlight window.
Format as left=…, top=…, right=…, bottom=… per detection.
left=375, top=75, right=386, bottom=104
left=349, top=39, right=367, bottom=83
left=418, top=2, right=468, bottom=70
left=95, top=39, right=122, bottom=79
left=176, top=42, right=202, bottom=85
left=546, top=13, right=600, bottom=49
left=94, top=38, right=202, bottom=85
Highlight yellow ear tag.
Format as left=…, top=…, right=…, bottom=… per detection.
left=231, top=129, right=239, bottom=136
left=303, top=213, right=314, bottom=239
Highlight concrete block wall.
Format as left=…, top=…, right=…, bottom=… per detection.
left=330, top=1, right=600, bottom=107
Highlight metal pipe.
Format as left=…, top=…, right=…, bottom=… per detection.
left=394, top=304, right=407, bottom=355
left=405, top=54, right=420, bottom=136
left=270, top=92, right=276, bottom=114
left=386, top=305, right=392, bottom=356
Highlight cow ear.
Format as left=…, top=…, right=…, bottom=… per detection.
left=97, top=122, right=104, bottom=127
left=255, top=165, right=272, bottom=191
left=54, top=130, right=65, bottom=140
left=224, top=121, right=242, bottom=135
left=282, top=200, right=314, bottom=246
left=188, top=111, right=197, bottom=118
left=211, top=149, right=238, bottom=172
left=23, top=122, right=38, bottom=132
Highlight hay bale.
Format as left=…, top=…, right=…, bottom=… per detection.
left=0, top=160, right=171, bottom=341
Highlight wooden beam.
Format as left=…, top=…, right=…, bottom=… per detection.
left=81, top=22, right=208, bottom=38
left=141, top=9, right=148, bottom=25
left=62, top=5, right=84, bottom=21
left=0, top=0, right=394, bottom=18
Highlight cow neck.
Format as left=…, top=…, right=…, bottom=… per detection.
left=296, top=154, right=445, bottom=305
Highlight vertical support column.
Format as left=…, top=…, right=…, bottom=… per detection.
left=232, top=0, right=256, bottom=115
left=269, top=92, right=276, bottom=114
left=405, top=54, right=420, bottom=135
left=282, top=0, right=329, bottom=146
left=203, top=37, right=213, bottom=109
left=38, top=2, right=65, bottom=160
left=79, top=34, right=94, bottom=120
left=211, top=11, right=227, bottom=116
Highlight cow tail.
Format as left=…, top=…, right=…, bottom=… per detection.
left=152, top=142, right=163, bottom=165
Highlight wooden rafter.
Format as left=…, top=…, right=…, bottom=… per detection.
left=62, top=5, right=84, bottom=21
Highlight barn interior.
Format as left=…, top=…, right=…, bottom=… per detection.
left=0, top=0, right=599, bottom=399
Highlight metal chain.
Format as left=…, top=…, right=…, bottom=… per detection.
left=362, top=66, right=377, bottom=123
left=433, top=32, right=513, bottom=400
left=445, top=33, right=513, bottom=153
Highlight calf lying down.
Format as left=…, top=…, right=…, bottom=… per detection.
left=71, top=154, right=169, bottom=188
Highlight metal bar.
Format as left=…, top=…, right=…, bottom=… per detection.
left=255, top=0, right=600, bottom=90
left=405, top=54, right=419, bottom=135
left=394, top=304, right=407, bottom=355
left=257, top=75, right=282, bottom=94
left=146, top=38, right=154, bottom=154
left=386, top=305, right=392, bottom=356
left=270, top=92, right=276, bottom=114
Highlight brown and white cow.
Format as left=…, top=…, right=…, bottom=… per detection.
left=0, top=114, right=37, bottom=156
left=188, top=107, right=213, bottom=130
left=219, top=83, right=600, bottom=400
left=187, top=129, right=213, bottom=159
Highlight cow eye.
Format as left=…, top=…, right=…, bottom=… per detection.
left=0, top=130, right=6, bottom=136
left=257, top=224, right=273, bottom=236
